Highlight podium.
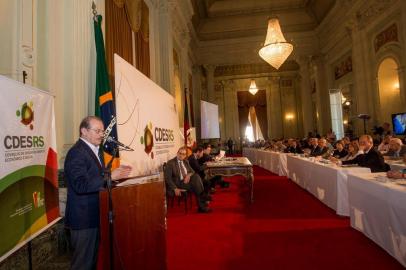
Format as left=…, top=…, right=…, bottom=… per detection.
left=98, top=175, right=167, bottom=270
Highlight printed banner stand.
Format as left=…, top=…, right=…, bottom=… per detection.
left=114, top=54, right=182, bottom=177
left=0, top=76, right=60, bottom=263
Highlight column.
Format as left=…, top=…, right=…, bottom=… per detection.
left=204, top=65, right=216, bottom=103
left=223, top=80, right=237, bottom=140
left=297, top=56, right=314, bottom=136
left=350, top=21, right=370, bottom=135
left=269, top=77, right=283, bottom=138
left=192, top=65, right=202, bottom=141
left=313, top=55, right=331, bottom=135
left=398, top=67, right=406, bottom=108
left=158, top=0, right=174, bottom=94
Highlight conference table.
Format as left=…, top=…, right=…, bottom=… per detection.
left=386, top=160, right=406, bottom=171
left=242, top=148, right=288, bottom=176
left=286, top=155, right=371, bottom=216
left=242, top=147, right=406, bottom=265
left=347, top=173, right=406, bottom=267
left=205, top=157, right=254, bottom=203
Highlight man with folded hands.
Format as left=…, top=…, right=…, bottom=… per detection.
left=330, top=135, right=388, bottom=172
left=164, top=146, right=211, bottom=213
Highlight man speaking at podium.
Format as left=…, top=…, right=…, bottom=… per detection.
left=64, top=116, right=131, bottom=270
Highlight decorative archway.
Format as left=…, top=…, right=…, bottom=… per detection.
left=377, top=57, right=402, bottom=125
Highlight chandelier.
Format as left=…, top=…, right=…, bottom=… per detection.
left=248, top=79, right=258, bottom=95
left=258, top=17, right=293, bottom=70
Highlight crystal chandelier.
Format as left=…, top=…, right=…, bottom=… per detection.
left=249, top=79, right=258, bottom=95
left=258, top=17, right=293, bottom=70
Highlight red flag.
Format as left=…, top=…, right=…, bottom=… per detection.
left=184, top=88, right=190, bottom=145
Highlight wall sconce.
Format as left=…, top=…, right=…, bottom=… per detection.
left=343, top=120, right=348, bottom=125
left=285, top=113, right=294, bottom=120
left=394, top=82, right=400, bottom=90
left=344, top=100, right=351, bottom=106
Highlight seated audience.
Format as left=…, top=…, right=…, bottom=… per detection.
left=312, top=138, right=329, bottom=157
left=332, top=135, right=388, bottom=172
left=164, top=146, right=211, bottom=213
left=332, top=140, right=348, bottom=159
left=199, top=143, right=229, bottom=188
left=285, top=139, right=303, bottom=154
left=188, top=146, right=212, bottom=198
left=341, top=143, right=360, bottom=161
left=342, top=136, right=351, bottom=150
left=383, top=138, right=406, bottom=159
left=378, top=135, right=392, bottom=154
left=309, top=138, right=322, bottom=156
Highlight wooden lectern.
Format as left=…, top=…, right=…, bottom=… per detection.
left=98, top=175, right=167, bottom=270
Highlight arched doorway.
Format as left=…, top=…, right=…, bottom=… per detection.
left=377, top=58, right=402, bottom=126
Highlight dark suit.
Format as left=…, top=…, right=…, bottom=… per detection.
left=198, top=153, right=213, bottom=165
left=333, top=149, right=348, bottom=159
left=342, top=147, right=388, bottom=172
left=164, top=157, right=206, bottom=209
left=310, top=145, right=323, bottom=156
left=188, top=154, right=205, bottom=180
left=285, top=146, right=303, bottom=154
left=64, top=139, right=105, bottom=270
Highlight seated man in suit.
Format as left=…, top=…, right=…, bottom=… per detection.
left=383, top=138, right=406, bottom=160
left=308, top=138, right=321, bottom=156
left=199, top=143, right=229, bottom=188
left=188, top=146, right=212, bottom=199
left=164, top=146, right=211, bottom=213
left=331, top=135, right=388, bottom=172
left=284, top=139, right=303, bottom=154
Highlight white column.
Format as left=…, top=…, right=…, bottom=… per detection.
left=297, top=56, right=314, bottom=136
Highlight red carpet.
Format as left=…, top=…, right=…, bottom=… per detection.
left=167, top=166, right=404, bottom=270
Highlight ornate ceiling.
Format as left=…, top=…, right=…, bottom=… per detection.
left=192, top=0, right=336, bottom=41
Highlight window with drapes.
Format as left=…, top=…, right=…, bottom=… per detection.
left=237, top=90, right=268, bottom=140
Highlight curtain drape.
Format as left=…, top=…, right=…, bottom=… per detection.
left=106, top=0, right=133, bottom=86
left=237, top=90, right=268, bottom=139
left=134, top=1, right=150, bottom=77
left=238, top=106, right=249, bottom=141
left=249, top=107, right=258, bottom=140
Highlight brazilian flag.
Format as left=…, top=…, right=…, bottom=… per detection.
left=94, top=15, right=119, bottom=168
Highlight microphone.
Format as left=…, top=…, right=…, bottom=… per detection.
left=105, top=136, right=134, bottom=151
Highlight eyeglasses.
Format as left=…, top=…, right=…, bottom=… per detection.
left=178, top=152, right=187, bottom=155
left=88, top=128, right=105, bottom=135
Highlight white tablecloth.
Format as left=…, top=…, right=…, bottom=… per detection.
left=242, top=148, right=288, bottom=176
left=387, top=161, right=406, bottom=172
left=287, top=155, right=370, bottom=216
left=347, top=173, right=406, bottom=267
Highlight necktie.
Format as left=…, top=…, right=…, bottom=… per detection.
left=98, top=150, right=104, bottom=166
left=179, top=161, right=187, bottom=179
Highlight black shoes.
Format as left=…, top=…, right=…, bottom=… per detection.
left=198, top=207, right=212, bottom=213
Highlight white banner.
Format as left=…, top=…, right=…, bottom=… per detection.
left=0, top=75, right=59, bottom=262
left=114, top=54, right=181, bottom=177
